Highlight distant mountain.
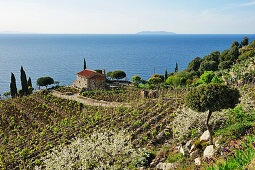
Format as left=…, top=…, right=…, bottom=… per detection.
left=136, top=31, right=176, bottom=35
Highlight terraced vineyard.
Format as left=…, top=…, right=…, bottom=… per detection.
left=0, top=88, right=186, bottom=169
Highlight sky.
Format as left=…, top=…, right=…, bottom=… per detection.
left=0, top=0, right=255, bottom=34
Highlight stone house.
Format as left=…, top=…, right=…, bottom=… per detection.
left=73, top=69, right=106, bottom=90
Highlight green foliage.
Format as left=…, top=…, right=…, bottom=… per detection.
left=28, top=86, right=34, bottom=94
left=111, top=70, right=126, bottom=80
left=175, top=70, right=193, bottom=80
left=230, top=46, right=239, bottom=60
left=20, top=66, right=29, bottom=96
left=185, top=83, right=240, bottom=113
left=148, top=77, right=162, bottom=84
left=165, top=152, right=184, bottom=163
left=94, top=69, right=102, bottom=74
left=106, top=71, right=112, bottom=79
left=10, top=73, right=17, bottom=98
left=204, top=51, right=220, bottom=64
left=187, top=57, right=203, bottom=72
left=218, top=61, right=233, bottom=70
left=37, top=77, right=54, bottom=89
left=199, top=60, right=218, bottom=73
left=248, top=40, right=255, bottom=48
left=132, top=75, right=142, bottom=87
left=151, top=74, right=164, bottom=82
left=230, top=41, right=239, bottom=49
left=165, top=69, right=168, bottom=80
left=211, top=129, right=255, bottom=170
left=175, top=62, right=178, bottom=73
left=211, top=76, right=223, bottom=84
left=219, top=50, right=232, bottom=62
left=84, top=58, right=86, bottom=70
left=238, top=50, right=255, bottom=61
left=27, top=77, right=32, bottom=87
left=166, top=76, right=182, bottom=86
left=199, top=71, right=215, bottom=84
left=241, top=37, right=249, bottom=46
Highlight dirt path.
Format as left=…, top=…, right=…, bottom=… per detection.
left=51, top=90, right=131, bottom=108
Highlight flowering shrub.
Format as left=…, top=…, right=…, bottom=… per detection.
left=172, top=106, right=228, bottom=142
left=206, top=128, right=255, bottom=169
left=37, top=130, right=150, bottom=169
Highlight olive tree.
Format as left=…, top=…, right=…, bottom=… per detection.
left=185, top=84, right=240, bottom=144
left=37, top=77, right=54, bottom=89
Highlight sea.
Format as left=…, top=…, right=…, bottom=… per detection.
left=0, top=34, right=255, bottom=95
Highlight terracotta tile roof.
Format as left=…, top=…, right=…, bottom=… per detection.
left=77, top=69, right=96, bottom=77
left=77, top=69, right=106, bottom=80
left=91, top=75, right=106, bottom=80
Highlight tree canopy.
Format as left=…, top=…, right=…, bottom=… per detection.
left=185, top=83, right=240, bottom=144
left=37, top=77, right=54, bottom=89
left=111, top=70, right=126, bottom=80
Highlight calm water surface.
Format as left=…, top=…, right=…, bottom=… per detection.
left=0, top=34, right=255, bottom=94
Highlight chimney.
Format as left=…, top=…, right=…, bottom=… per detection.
left=102, top=69, right=106, bottom=75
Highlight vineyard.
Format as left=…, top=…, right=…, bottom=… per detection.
left=0, top=87, right=187, bottom=169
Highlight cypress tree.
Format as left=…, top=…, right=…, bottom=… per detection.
left=84, top=58, right=87, bottom=70
left=20, top=66, right=28, bottom=96
left=175, top=62, right=178, bottom=73
left=28, top=77, right=32, bottom=87
left=10, top=73, right=18, bottom=98
left=165, top=69, right=168, bottom=81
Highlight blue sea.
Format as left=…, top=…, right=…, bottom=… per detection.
left=0, top=34, right=255, bottom=95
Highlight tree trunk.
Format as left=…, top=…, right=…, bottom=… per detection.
left=206, top=110, right=213, bottom=145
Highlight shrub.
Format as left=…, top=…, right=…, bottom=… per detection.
left=248, top=40, right=255, bottom=48
left=148, top=77, right=162, bottom=84
left=199, top=71, right=215, bottom=84
left=166, top=76, right=182, bottom=86
left=211, top=76, right=223, bottom=84
left=38, top=130, right=150, bottom=169
left=132, top=75, right=142, bottom=87
left=185, top=83, right=240, bottom=144
left=151, top=74, right=164, bottom=82
left=238, top=50, right=255, bottom=61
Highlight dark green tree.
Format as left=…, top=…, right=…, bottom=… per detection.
left=175, top=62, right=178, bottom=73
left=37, top=77, right=54, bottom=89
left=106, top=71, right=112, bottom=79
left=28, top=77, right=32, bottom=87
left=20, top=66, right=29, bottom=96
left=84, top=58, right=87, bottom=70
left=241, top=37, right=249, bottom=46
left=230, top=46, right=239, bottom=60
left=111, top=70, right=126, bottom=80
left=185, top=84, right=240, bottom=144
left=10, top=73, right=18, bottom=98
left=230, top=41, right=239, bottom=49
left=218, top=61, right=233, bottom=70
left=187, top=57, right=203, bottom=72
left=165, top=69, right=168, bottom=81
left=199, top=61, right=218, bottom=73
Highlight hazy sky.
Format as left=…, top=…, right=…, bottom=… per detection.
left=0, top=0, right=255, bottom=34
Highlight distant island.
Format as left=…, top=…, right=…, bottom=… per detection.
left=136, top=31, right=176, bottom=35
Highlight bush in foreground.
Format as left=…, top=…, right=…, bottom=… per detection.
left=37, top=130, right=151, bottom=169
left=185, top=84, right=240, bottom=144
